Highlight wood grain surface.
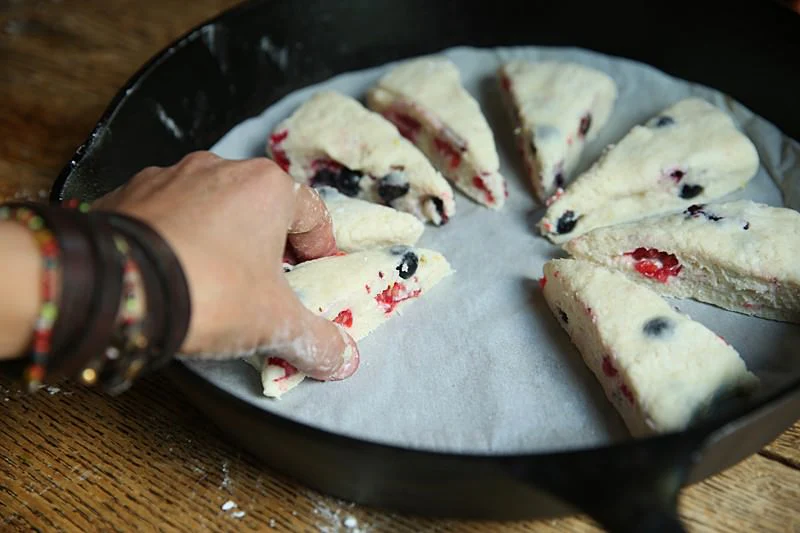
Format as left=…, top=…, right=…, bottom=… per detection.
left=1, top=1, right=799, bottom=531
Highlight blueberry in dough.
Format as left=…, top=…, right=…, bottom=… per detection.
left=653, top=115, right=675, bottom=128
left=377, top=171, right=410, bottom=203
left=556, top=210, right=578, bottom=234
left=643, top=317, right=674, bottom=338
left=395, top=251, right=419, bottom=279
left=679, top=184, right=704, bottom=199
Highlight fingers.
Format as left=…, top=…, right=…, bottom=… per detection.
left=287, top=184, right=338, bottom=261
left=262, top=283, right=360, bottom=380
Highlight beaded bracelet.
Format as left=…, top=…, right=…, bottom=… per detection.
left=0, top=200, right=191, bottom=394
left=0, top=205, right=61, bottom=391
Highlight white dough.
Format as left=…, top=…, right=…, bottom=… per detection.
left=538, top=98, right=760, bottom=243
left=317, top=186, right=425, bottom=252
left=267, top=91, right=455, bottom=225
left=251, top=246, right=453, bottom=398
left=498, top=60, right=617, bottom=202
left=541, top=259, right=759, bottom=436
left=564, top=200, right=800, bottom=323
left=366, top=56, right=507, bottom=210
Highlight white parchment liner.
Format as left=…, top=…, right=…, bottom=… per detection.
left=184, top=46, right=800, bottom=454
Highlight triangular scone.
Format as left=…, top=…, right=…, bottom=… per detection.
left=498, top=61, right=617, bottom=202
left=541, top=259, right=758, bottom=437
left=267, top=91, right=455, bottom=226
left=317, top=186, right=425, bottom=253
left=366, top=56, right=507, bottom=210
left=249, top=246, right=453, bottom=398
left=564, top=200, right=800, bottom=323
left=538, top=98, right=760, bottom=244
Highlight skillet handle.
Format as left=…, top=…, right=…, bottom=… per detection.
left=508, top=432, right=704, bottom=533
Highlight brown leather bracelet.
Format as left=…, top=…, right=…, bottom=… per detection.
left=53, top=211, right=126, bottom=384
left=99, top=212, right=191, bottom=371
left=94, top=224, right=166, bottom=394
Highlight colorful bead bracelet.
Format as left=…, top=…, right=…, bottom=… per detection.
left=0, top=205, right=61, bottom=391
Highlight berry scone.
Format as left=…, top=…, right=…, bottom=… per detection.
left=267, top=91, right=455, bottom=226
left=317, top=186, right=425, bottom=253
left=249, top=245, right=453, bottom=398
left=538, top=97, right=760, bottom=244
left=541, top=258, right=758, bottom=437
left=564, top=200, right=800, bottom=323
left=497, top=61, right=617, bottom=202
left=366, top=56, right=507, bottom=209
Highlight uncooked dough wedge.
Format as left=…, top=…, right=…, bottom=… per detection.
left=541, top=258, right=758, bottom=436
left=367, top=56, right=507, bottom=209
left=250, top=246, right=453, bottom=398
left=498, top=60, right=617, bottom=202
left=317, top=186, right=425, bottom=253
left=538, top=98, right=760, bottom=243
left=267, top=91, right=455, bottom=226
left=563, top=200, right=800, bottom=323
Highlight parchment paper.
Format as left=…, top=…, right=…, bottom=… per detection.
left=184, top=46, right=800, bottom=454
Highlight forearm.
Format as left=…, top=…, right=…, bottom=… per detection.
left=0, top=221, right=42, bottom=360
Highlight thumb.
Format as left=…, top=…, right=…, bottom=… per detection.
left=263, top=283, right=360, bottom=381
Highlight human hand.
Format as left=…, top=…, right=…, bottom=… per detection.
left=93, top=151, right=359, bottom=381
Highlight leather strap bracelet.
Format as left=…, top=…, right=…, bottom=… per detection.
left=99, top=212, right=192, bottom=374
left=0, top=201, right=192, bottom=393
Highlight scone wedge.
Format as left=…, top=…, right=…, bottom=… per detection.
left=541, top=258, right=758, bottom=436
left=367, top=56, right=507, bottom=209
left=251, top=246, right=453, bottom=398
left=538, top=98, right=759, bottom=243
left=564, top=200, right=800, bottom=323
left=498, top=60, right=617, bottom=202
left=268, top=91, right=455, bottom=225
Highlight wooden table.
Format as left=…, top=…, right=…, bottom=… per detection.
left=1, top=1, right=798, bottom=531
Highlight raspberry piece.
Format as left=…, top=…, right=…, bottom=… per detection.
left=375, top=282, right=422, bottom=314
left=434, top=137, right=463, bottom=169
left=669, top=170, right=685, bottom=182
left=578, top=113, right=592, bottom=138
left=602, top=356, right=618, bottom=378
left=267, top=357, right=298, bottom=381
left=620, top=384, right=635, bottom=404
left=624, top=247, right=682, bottom=283
left=384, top=110, right=422, bottom=140
left=333, top=309, right=353, bottom=328
left=472, top=176, right=496, bottom=205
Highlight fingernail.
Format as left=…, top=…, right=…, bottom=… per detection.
left=327, top=326, right=360, bottom=381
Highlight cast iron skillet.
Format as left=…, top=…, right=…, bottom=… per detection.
left=51, top=1, right=800, bottom=531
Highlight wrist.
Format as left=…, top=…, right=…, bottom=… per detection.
left=0, top=221, right=48, bottom=360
